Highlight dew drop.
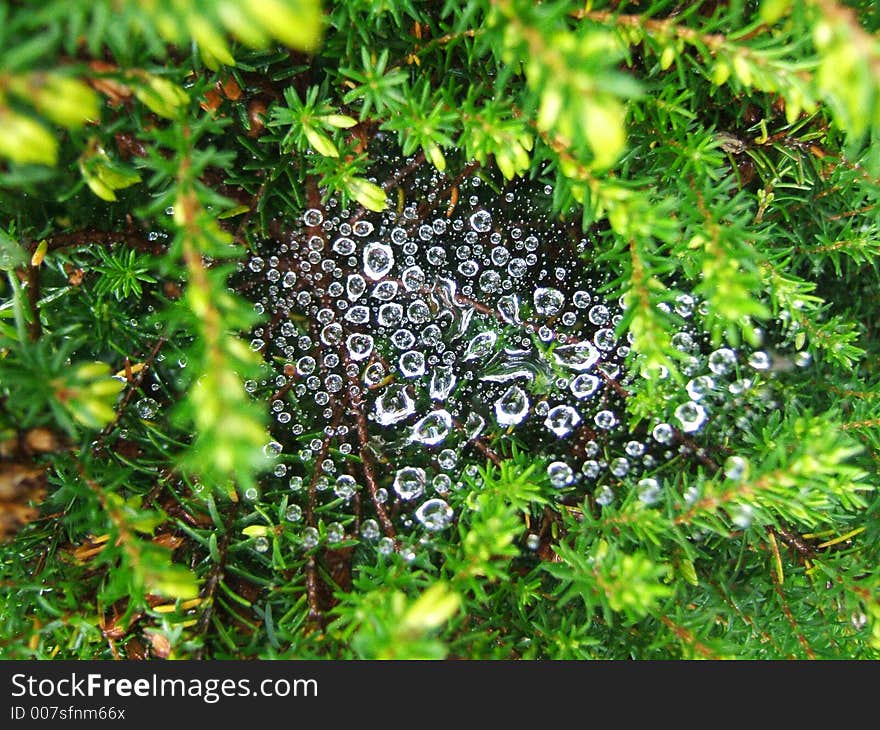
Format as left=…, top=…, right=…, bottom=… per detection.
left=544, top=405, right=582, bottom=438
left=674, top=401, right=707, bottom=433
left=462, top=331, right=498, bottom=361
left=360, top=519, right=380, bottom=540
left=637, top=478, right=661, bottom=504
left=399, top=350, right=426, bottom=377
left=724, top=455, right=749, bottom=480
left=345, top=333, right=375, bottom=361
left=569, top=373, right=600, bottom=399
left=363, top=242, right=394, bottom=280
left=429, top=365, right=457, bottom=400
left=374, top=384, right=416, bottom=426
left=652, top=423, right=674, bottom=444
left=547, top=461, right=574, bottom=488
left=469, top=210, right=492, bottom=232
left=393, top=466, right=426, bottom=500
left=553, top=341, right=600, bottom=371
left=410, top=409, right=452, bottom=446
left=533, top=287, right=564, bottom=317
left=302, top=527, right=319, bottom=549
left=302, top=208, right=323, bottom=226
left=494, top=385, right=530, bottom=426
left=708, top=348, right=737, bottom=375
left=135, top=398, right=159, bottom=419
left=415, top=498, right=454, bottom=531
left=377, top=536, right=395, bottom=555
left=263, top=440, right=283, bottom=457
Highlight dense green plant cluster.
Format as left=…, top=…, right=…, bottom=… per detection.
left=1, top=0, right=879, bottom=659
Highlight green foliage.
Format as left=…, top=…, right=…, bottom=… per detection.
left=1, top=0, right=880, bottom=662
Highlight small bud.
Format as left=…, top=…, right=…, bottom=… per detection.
left=242, top=0, right=323, bottom=53
left=217, top=0, right=269, bottom=48
left=319, top=114, right=357, bottom=129
left=425, top=142, right=446, bottom=172
left=242, top=525, right=270, bottom=537
left=134, top=75, right=189, bottom=119
left=303, top=125, right=339, bottom=157
left=30, top=239, right=47, bottom=267
left=584, top=100, right=626, bottom=170
left=188, top=16, right=236, bottom=69
left=26, top=75, right=100, bottom=128
left=348, top=177, right=388, bottom=212
left=0, top=108, right=58, bottom=166
left=536, top=88, right=563, bottom=131
left=711, top=61, right=731, bottom=86
left=760, top=0, right=793, bottom=25
left=400, top=582, right=460, bottom=633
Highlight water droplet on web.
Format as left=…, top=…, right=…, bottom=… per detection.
left=303, top=208, right=323, bottom=226
left=375, top=384, right=416, bottom=426
left=393, top=466, right=426, bottom=500
left=377, top=302, right=403, bottom=328
left=462, top=331, right=497, bottom=361
left=415, top=498, right=454, bottom=531
left=285, top=504, right=303, bottom=522
left=332, top=236, right=356, bottom=255
left=469, top=210, right=492, bottom=232
left=402, top=265, right=426, bottom=291
left=327, top=522, right=345, bottom=543
left=377, top=536, right=395, bottom=555
left=302, top=527, right=319, bottom=549
left=674, top=402, right=707, bottom=433
left=353, top=220, right=374, bottom=237
left=432, top=473, right=452, bottom=493
left=708, top=347, right=737, bottom=375
left=570, top=374, right=600, bottom=399
left=346, top=274, right=366, bottom=301
left=637, top=478, right=661, bottom=504
left=724, top=455, right=749, bottom=480
left=373, top=280, right=398, bottom=301
left=263, top=440, right=283, bottom=457
left=544, top=405, right=581, bottom=437
left=410, top=409, right=452, bottom=446
left=553, top=341, right=600, bottom=371
left=495, top=385, right=530, bottom=426
left=363, top=242, right=394, bottom=280
left=547, top=461, right=574, bottom=488
left=334, top=474, right=357, bottom=499
left=533, top=287, right=564, bottom=316
left=135, top=398, right=159, bottom=419
left=686, top=375, right=715, bottom=401
left=429, top=366, right=457, bottom=400
left=399, top=350, right=426, bottom=377
left=610, top=457, right=629, bottom=477
left=595, top=485, right=615, bottom=506
left=588, top=304, right=610, bottom=326
left=748, top=351, right=771, bottom=370
left=594, top=410, right=618, bottom=430
left=345, top=333, right=375, bottom=361
left=652, top=423, right=674, bottom=444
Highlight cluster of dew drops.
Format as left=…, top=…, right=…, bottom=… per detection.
left=232, top=161, right=809, bottom=558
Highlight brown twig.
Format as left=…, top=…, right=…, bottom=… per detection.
left=41, top=230, right=164, bottom=255
left=25, top=265, right=42, bottom=340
